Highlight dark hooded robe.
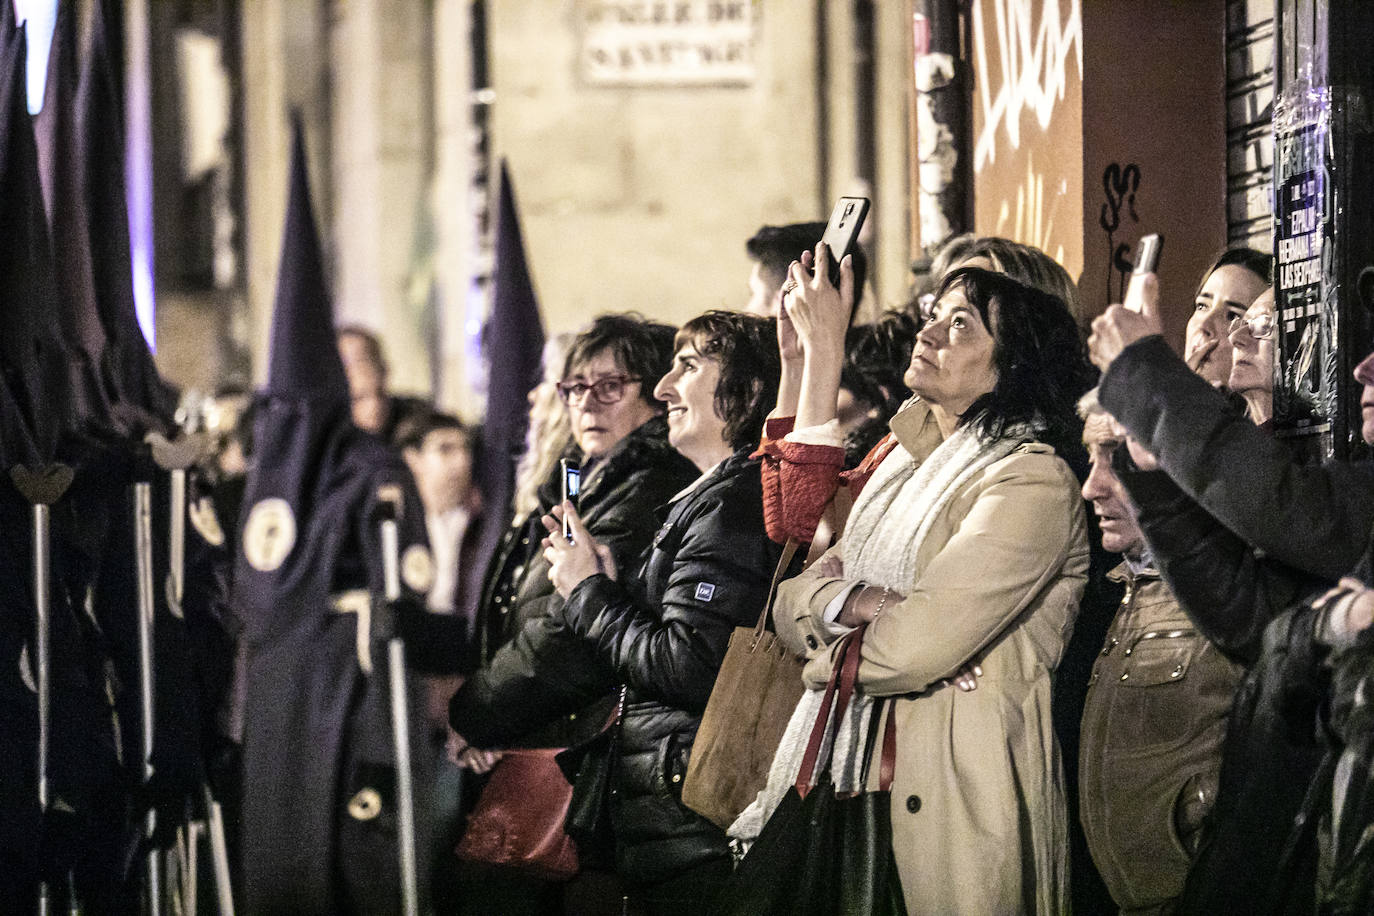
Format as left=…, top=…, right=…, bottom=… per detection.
left=234, top=118, right=435, bottom=915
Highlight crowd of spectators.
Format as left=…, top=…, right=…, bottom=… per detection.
left=309, top=217, right=1374, bottom=915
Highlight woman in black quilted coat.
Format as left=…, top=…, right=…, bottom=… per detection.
left=451, top=312, right=783, bottom=914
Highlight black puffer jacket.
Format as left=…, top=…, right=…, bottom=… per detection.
left=461, top=416, right=697, bottom=746
left=452, top=450, right=781, bottom=883
left=474, top=416, right=698, bottom=664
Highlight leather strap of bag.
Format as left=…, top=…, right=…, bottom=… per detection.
left=856, top=696, right=898, bottom=794
left=751, top=538, right=801, bottom=645
left=795, top=632, right=850, bottom=794
left=795, top=624, right=867, bottom=794
left=878, top=698, right=897, bottom=792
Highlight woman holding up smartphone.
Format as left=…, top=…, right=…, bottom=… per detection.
left=758, top=235, right=1082, bottom=547
left=448, top=314, right=698, bottom=912
left=746, top=267, right=1096, bottom=913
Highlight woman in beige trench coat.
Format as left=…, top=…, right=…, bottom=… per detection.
left=773, top=266, right=1094, bottom=914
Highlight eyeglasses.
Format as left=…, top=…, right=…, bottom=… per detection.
left=1228, top=314, right=1275, bottom=340
left=556, top=375, right=641, bottom=406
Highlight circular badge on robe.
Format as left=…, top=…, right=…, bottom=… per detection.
left=347, top=788, right=382, bottom=821
left=401, top=544, right=435, bottom=594
left=243, top=498, right=296, bottom=572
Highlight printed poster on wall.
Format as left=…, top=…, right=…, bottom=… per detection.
left=579, top=1, right=759, bottom=86
left=1273, top=81, right=1336, bottom=453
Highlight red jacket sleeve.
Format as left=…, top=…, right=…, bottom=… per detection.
left=754, top=418, right=899, bottom=544
left=753, top=416, right=797, bottom=544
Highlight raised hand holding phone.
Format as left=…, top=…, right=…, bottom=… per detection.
left=542, top=503, right=616, bottom=598
left=560, top=459, right=580, bottom=541
left=818, top=196, right=870, bottom=289
left=1124, top=233, right=1163, bottom=315
left=1088, top=234, right=1165, bottom=372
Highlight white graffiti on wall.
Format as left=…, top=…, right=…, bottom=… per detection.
left=994, top=154, right=1069, bottom=274
left=972, top=0, right=1083, bottom=172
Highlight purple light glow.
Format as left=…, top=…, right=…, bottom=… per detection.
left=123, top=0, right=156, bottom=349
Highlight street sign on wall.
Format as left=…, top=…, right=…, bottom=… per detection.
left=579, top=1, right=759, bottom=87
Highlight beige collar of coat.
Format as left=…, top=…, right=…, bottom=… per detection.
left=888, top=397, right=945, bottom=463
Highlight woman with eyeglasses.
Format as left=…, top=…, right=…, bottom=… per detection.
left=453, top=311, right=784, bottom=914
left=1226, top=287, right=1277, bottom=426
left=448, top=313, right=699, bottom=912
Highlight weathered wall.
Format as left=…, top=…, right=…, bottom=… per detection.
left=970, top=0, right=1085, bottom=299
left=971, top=0, right=1227, bottom=343
left=1080, top=0, right=1227, bottom=344
left=241, top=0, right=330, bottom=387
left=489, top=0, right=825, bottom=336
left=328, top=0, right=432, bottom=394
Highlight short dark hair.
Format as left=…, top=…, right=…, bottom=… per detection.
left=561, top=313, right=678, bottom=411
left=938, top=266, right=1097, bottom=462
left=1195, top=246, right=1273, bottom=300
left=747, top=221, right=869, bottom=306
left=394, top=410, right=469, bottom=452
left=673, top=310, right=780, bottom=451
left=841, top=309, right=919, bottom=419
left=336, top=325, right=387, bottom=374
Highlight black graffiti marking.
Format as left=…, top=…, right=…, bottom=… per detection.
left=1099, top=163, right=1142, bottom=304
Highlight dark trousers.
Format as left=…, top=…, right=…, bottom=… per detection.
left=622, top=858, right=732, bottom=916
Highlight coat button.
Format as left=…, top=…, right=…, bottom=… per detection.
left=805, top=635, right=819, bottom=650
left=672, top=774, right=681, bottom=783
left=905, top=795, right=921, bottom=813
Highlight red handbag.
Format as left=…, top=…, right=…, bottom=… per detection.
left=454, top=747, right=580, bottom=881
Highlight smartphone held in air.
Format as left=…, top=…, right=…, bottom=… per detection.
left=561, top=459, right=581, bottom=541
left=819, top=196, right=870, bottom=289
left=1125, top=233, right=1163, bottom=313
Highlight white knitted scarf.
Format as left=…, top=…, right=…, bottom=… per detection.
left=728, top=412, right=1035, bottom=846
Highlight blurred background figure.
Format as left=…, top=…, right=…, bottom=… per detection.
left=836, top=309, right=919, bottom=466
left=743, top=221, right=867, bottom=319
left=395, top=409, right=485, bottom=912
left=337, top=325, right=431, bottom=442
left=512, top=332, right=575, bottom=524
left=743, top=222, right=824, bottom=317
left=398, top=411, right=484, bottom=623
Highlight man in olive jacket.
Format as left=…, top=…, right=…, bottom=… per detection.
left=1076, top=397, right=1243, bottom=914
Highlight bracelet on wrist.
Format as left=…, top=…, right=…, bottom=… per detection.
left=873, top=585, right=891, bottom=618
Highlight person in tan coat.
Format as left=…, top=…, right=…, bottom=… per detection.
left=757, top=266, right=1095, bottom=914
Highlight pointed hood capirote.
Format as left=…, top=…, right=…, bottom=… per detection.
left=467, top=159, right=545, bottom=592
left=37, top=0, right=117, bottom=430
left=266, top=116, right=349, bottom=405
left=234, top=118, right=435, bottom=913
left=79, top=0, right=176, bottom=430
left=0, top=22, right=78, bottom=463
